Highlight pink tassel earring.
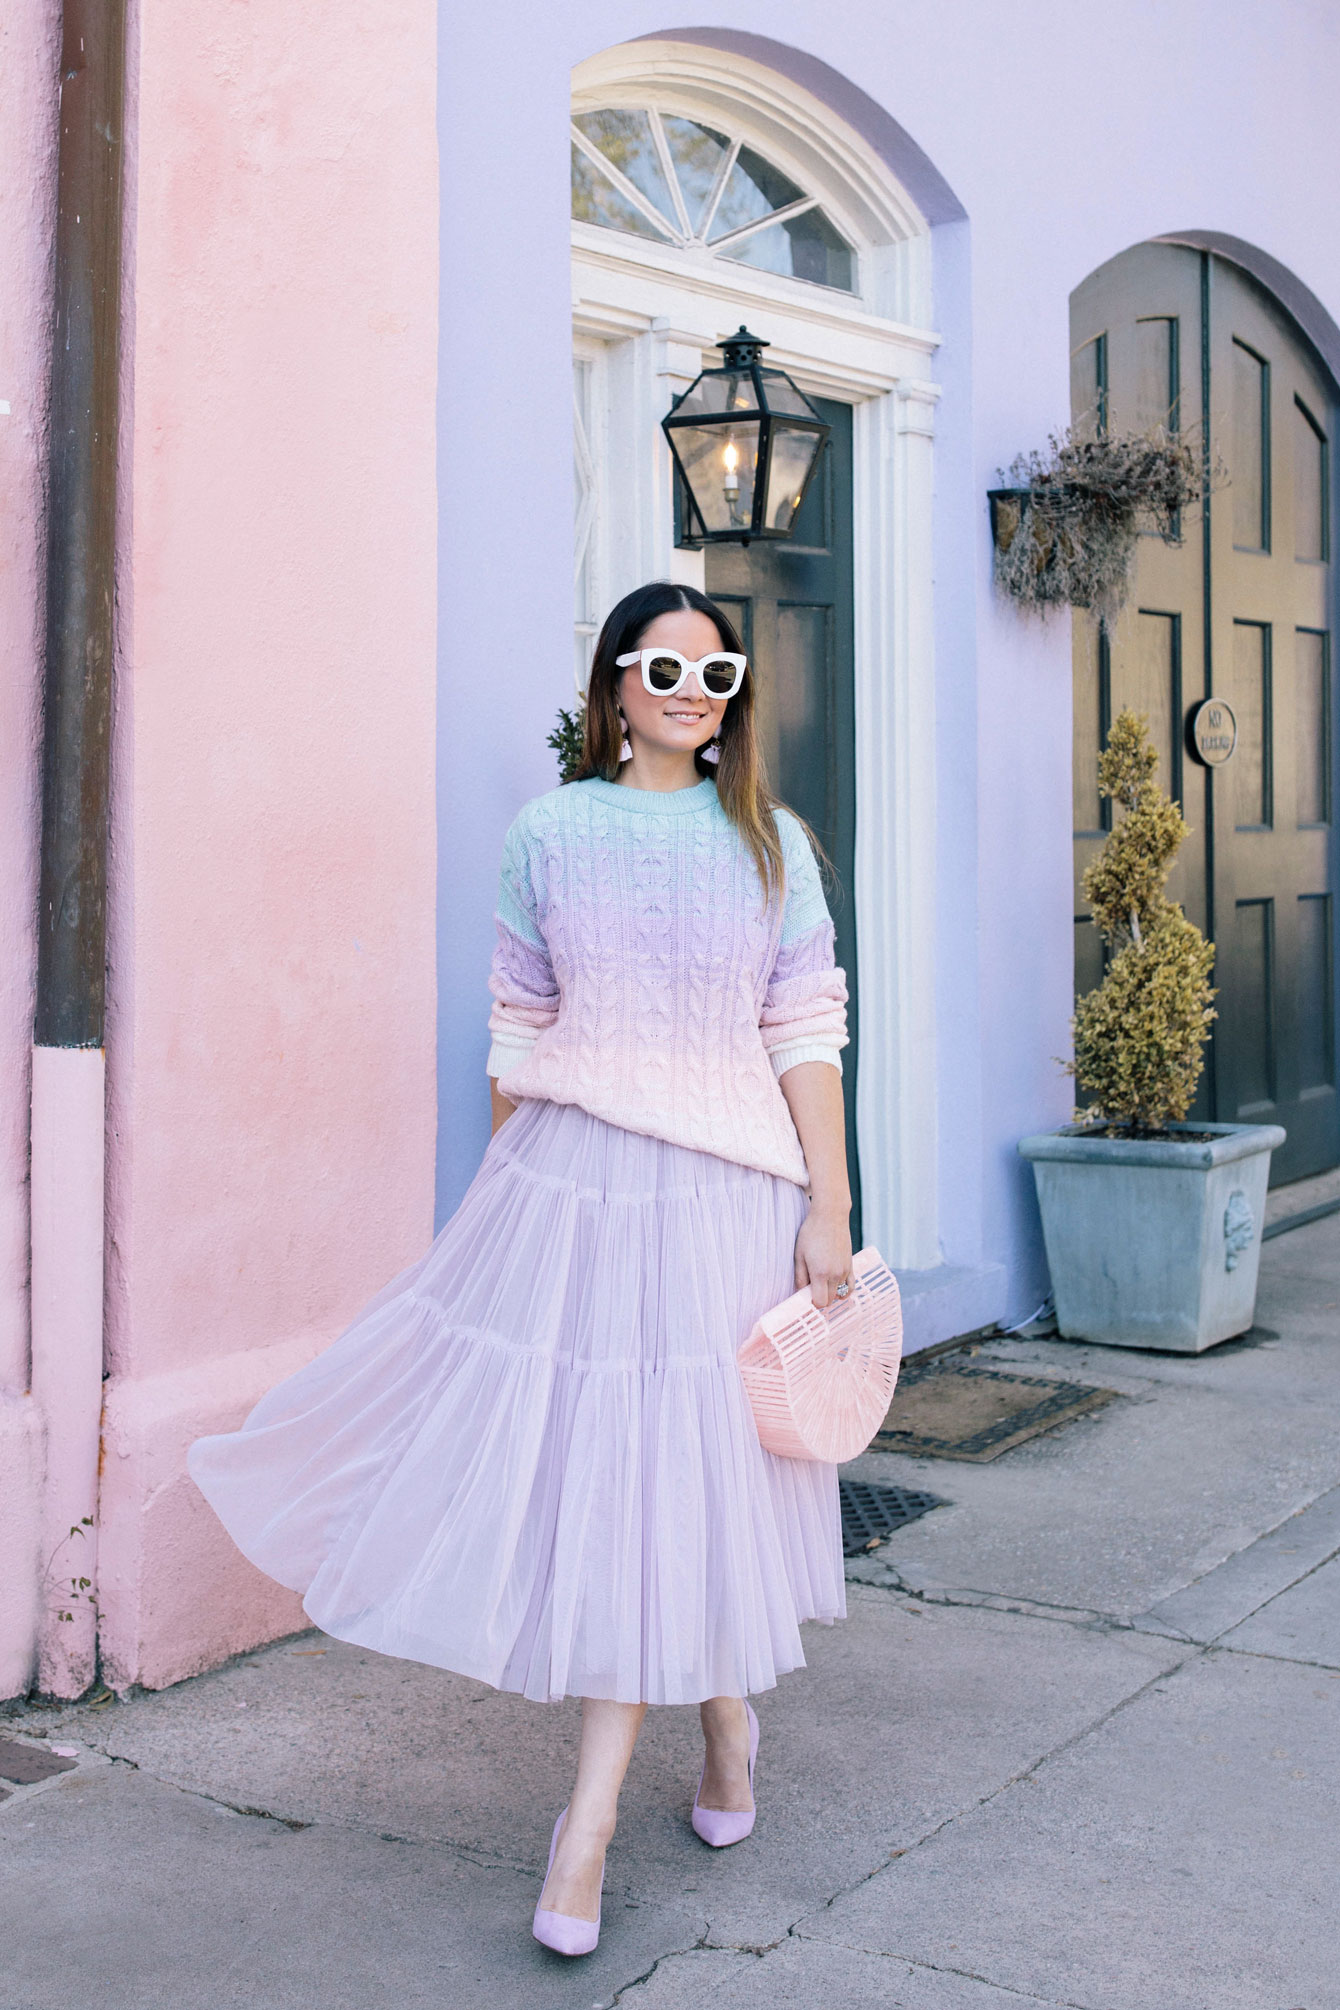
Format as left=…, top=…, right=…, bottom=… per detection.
left=618, top=714, right=633, bottom=763
left=701, top=736, right=721, bottom=764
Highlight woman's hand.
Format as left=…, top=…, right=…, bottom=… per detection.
left=777, top=1060, right=853, bottom=1308
left=794, top=1200, right=853, bottom=1308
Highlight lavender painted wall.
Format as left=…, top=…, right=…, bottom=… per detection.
left=435, top=2, right=1340, bottom=1324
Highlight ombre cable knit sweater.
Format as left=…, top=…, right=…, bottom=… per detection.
left=486, top=776, right=847, bottom=1186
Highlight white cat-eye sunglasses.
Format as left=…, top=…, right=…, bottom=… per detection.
left=615, top=647, right=747, bottom=700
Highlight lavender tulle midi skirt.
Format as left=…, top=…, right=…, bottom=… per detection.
left=189, top=1098, right=846, bottom=1705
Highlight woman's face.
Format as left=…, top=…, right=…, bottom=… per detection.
left=617, top=608, right=732, bottom=760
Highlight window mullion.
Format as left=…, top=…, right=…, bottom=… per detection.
left=570, top=123, right=682, bottom=242
left=695, top=137, right=741, bottom=244
left=648, top=110, right=693, bottom=241
left=708, top=194, right=819, bottom=252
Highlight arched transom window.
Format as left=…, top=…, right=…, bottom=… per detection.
left=571, top=108, right=855, bottom=293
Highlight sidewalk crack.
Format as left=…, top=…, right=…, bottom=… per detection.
left=797, top=1647, right=1199, bottom=1918
left=851, top=1571, right=1138, bottom=1635
left=68, top=1748, right=549, bottom=1868
left=795, top=1935, right=1101, bottom=2008
left=1128, top=1482, right=1340, bottom=1642
left=1207, top=1639, right=1340, bottom=1673
left=606, top=1924, right=714, bottom=2005
left=610, top=1927, right=1099, bottom=2009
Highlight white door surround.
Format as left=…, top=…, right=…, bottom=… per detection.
left=571, top=40, right=943, bottom=1271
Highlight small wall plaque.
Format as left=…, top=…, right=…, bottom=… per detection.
left=1189, top=697, right=1238, bottom=766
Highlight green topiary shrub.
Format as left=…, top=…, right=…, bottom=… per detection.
left=547, top=704, right=586, bottom=784
left=1069, top=709, right=1217, bottom=1133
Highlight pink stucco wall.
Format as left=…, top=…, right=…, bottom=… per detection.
left=98, top=0, right=439, bottom=1690
left=0, top=0, right=59, bottom=1700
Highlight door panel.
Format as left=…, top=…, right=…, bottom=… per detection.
left=1230, top=338, right=1270, bottom=552
left=702, top=397, right=861, bottom=1235
left=1296, top=628, right=1331, bottom=825
left=1297, top=893, right=1334, bottom=1094
left=1071, top=244, right=1340, bottom=1179
left=1071, top=244, right=1211, bottom=1118
left=1223, top=620, right=1272, bottom=830
left=1130, top=610, right=1183, bottom=803
left=772, top=602, right=834, bottom=828
left=1134, top=316, right=1179, bottom=433
left=1210, top=255, right=1338, bottom=1178
left=1294, top=398, right=1328, bottom=561
left=1223, top=898, right=1276, bottom=1114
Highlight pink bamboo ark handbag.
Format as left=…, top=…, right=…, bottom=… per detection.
left=737, top=1247, right=903, bottom=1464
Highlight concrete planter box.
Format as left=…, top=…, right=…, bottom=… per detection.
left=1017, top=1122, right=1286, bottom=1353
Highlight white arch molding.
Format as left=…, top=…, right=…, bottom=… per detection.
left=570, top=39, right=942, bottom=1270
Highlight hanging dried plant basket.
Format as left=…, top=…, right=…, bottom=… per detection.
left=989, top=426, right=1212, bottom=622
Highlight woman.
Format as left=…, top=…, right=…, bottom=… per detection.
left=189, top=580, right=852, bottom=1957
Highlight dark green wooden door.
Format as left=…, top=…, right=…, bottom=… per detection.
left=701, top=397, right=861, bottom=1234
left=1072, top=245, right=1339, bottom=1183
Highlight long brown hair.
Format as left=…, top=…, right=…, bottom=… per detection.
left=571, top=581, right=787, bottom=900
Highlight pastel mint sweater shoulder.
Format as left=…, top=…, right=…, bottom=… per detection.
left=486, top=777, right=847, bottom=1184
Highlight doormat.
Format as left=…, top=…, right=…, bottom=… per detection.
left=839, top=1478, right=948, bottom=1556
left=872, top=1354, right=1117, bottom=1463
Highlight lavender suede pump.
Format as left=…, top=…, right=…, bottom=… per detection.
left=691, top=1701, right=759, bottom=1846
left=532, top=1808, right=602, bottom=1957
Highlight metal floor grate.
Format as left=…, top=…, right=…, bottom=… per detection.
left=838, top=1478, right=948, bottom=1558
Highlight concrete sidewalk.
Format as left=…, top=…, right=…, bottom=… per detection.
left=3, top=1213, right=1338, bottom=2010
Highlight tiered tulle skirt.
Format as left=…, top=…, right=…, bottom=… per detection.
left=188, top=1099, right=845, bottom=1704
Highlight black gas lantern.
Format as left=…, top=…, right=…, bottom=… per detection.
left=663, top=326, right=831, bottom=546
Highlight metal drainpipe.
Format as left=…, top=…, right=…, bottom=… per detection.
left=30, top=0, right=127, bottom=1699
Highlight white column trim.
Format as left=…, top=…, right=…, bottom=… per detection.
left=852, top=376, right=942, bottom=1269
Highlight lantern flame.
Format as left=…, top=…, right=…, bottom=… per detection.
left=722, top=441, right=740, bottom=472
